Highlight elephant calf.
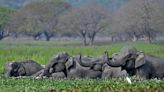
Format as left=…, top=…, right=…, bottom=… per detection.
left=4, top=60, right=44, bottom=77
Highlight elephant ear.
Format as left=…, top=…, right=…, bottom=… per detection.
left=54, top=54, right=60, bottom=60
left=65, top=57, right=74, bottom=70
left=17, top=65, right=26, bottom=76
left=102, top=63, right=110, bottom=70
left=135, top=52, right=146, bottom=68
left=11, top=62, right=20, bottom=72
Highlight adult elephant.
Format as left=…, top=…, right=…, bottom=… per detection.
left=105, top=47, right=164, bottom=79
left=102, top=64, right=128, bottom=79
left=42, top=52, right=69, bottom=78
left=65, top=54, right=103, bottom=79
left=4, top=60, right=44, bottom=77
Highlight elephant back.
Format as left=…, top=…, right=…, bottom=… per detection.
left=21, top=60, right=43, bottom=76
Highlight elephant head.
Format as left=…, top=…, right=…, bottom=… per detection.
left=65, top=56, right=77, bottom=71
left=106, top=47, right=146, bottom=75
left=43, top=52, right=70, bottom=76
left=4, top=62, right=25, bottom=77
left=4, top=60, right=44, bottom=78
left=52, top=52, right=69, bottom=64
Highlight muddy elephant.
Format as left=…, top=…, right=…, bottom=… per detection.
left=4, top=60, right=44, bottom=77
left=102, top=64, right=128, bottom=79
left=105, top=46, right=164, bottom=79
left=42, top=52, right=69, bottom=78
left=65, top=54, right=104, bottom=79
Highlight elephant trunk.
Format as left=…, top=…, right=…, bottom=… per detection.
left=4, top=71, right=11, bottom=78
left=78, top=60, right=95, bottom=67
left=106, top=58, right=124, bottom=67
left=106, top=51, right=127, bottom=67
left=77, top=54, right=94, bottom=67
left=4, top=62, right=13, bottom=78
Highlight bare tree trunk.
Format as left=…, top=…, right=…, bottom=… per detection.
left=46, top=36, right=50, bottom=41
left=132, top=32, right=138, bottom=42
left=147, top=31, right=152, bottom=43
left=0, top=31, right=3, bottom=40
left=44, top=31, right=50, bottom=41
left=81, top=30, right=88, bottom=46
left=82, top=36, right=87, bottom=46
left=0, top=31, right=9, bottom=40
left=33, top=32, right=42, bottom=40
left=44, top=31, right=54, bottom=41
left=88, top=32, right=96, bottom=45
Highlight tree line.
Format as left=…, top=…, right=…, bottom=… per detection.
left=0, top=0, right=164, bottom=45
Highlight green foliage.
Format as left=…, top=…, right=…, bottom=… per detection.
left=0, top=6, right=14, bottom=29
left=0, top=41, right=164, bottom=92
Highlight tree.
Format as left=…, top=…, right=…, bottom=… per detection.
left=0, top=6, right=14, bottom=40
left=111, top=0, right=164, bottom=43
left=7, top=0, right=71, bottom=41
left=58, top=4, right=110, bottom=45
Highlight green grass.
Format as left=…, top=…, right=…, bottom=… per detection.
left=0, top=40, right=164, bottom=92
left=0, top=77, right=164, bottom=92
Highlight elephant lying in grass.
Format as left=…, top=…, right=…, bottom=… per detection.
left=106, top=46, right=164, bottom=79
left=4, top=60, right=44, bottom=77
left=4, top=52, right=129, bottom=79
left=7, top=47, right=164, bottom=80
left=35, top=52, right=69, bottom=79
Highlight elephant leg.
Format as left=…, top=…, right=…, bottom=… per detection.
left=32, top=69, right=48, bottom=79
left=87, top=70, right=102, bottom=79
left=136, top=69, right=149, bottom=79
left=67, top=68, right=90, bottom=79
left=50, top=72, right=66, bottom=79
left=102, top=70, right=112, bottom=79
left=32, top=69, right=44, bottom=77
left=67, top=71, right=77, bottom=79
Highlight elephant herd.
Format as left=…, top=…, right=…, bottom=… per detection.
left=3, top=47, right=164, bottom=79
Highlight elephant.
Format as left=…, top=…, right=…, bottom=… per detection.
left=105, top=46, right=164, bottom=79
left=65, top=54, right=103, bottom=79
left=101, top=64, right=128, bottom=79
left=42, top=52, right=69, bottom=77
left=4, top=60, right=44, bottom=77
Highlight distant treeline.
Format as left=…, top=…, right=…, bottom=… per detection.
left=0, top=0, right=164, bottom=45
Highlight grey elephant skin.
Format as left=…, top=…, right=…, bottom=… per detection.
left=41, top=52, right=69, bottom=78
left=4, top=60, right=43, bottom=77
left=106, top=47, right=164, bottom=79
left=102, top=64, right=128, bottom=79
left=65, top=55, right=104, bottom=79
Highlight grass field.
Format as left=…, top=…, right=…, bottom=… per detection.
left=0, top=40, right=164, bottom=92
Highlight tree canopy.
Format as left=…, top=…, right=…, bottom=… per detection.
left=7, top=0, right=71, bottom=40
left=58, top=4, right=110, bottom=45
left=0, top=6, right=14, bottom=40
left=111, top=0, right=164, bottom=42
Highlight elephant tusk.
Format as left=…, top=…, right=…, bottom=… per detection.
left=126, top=77, right=132, bottom=84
